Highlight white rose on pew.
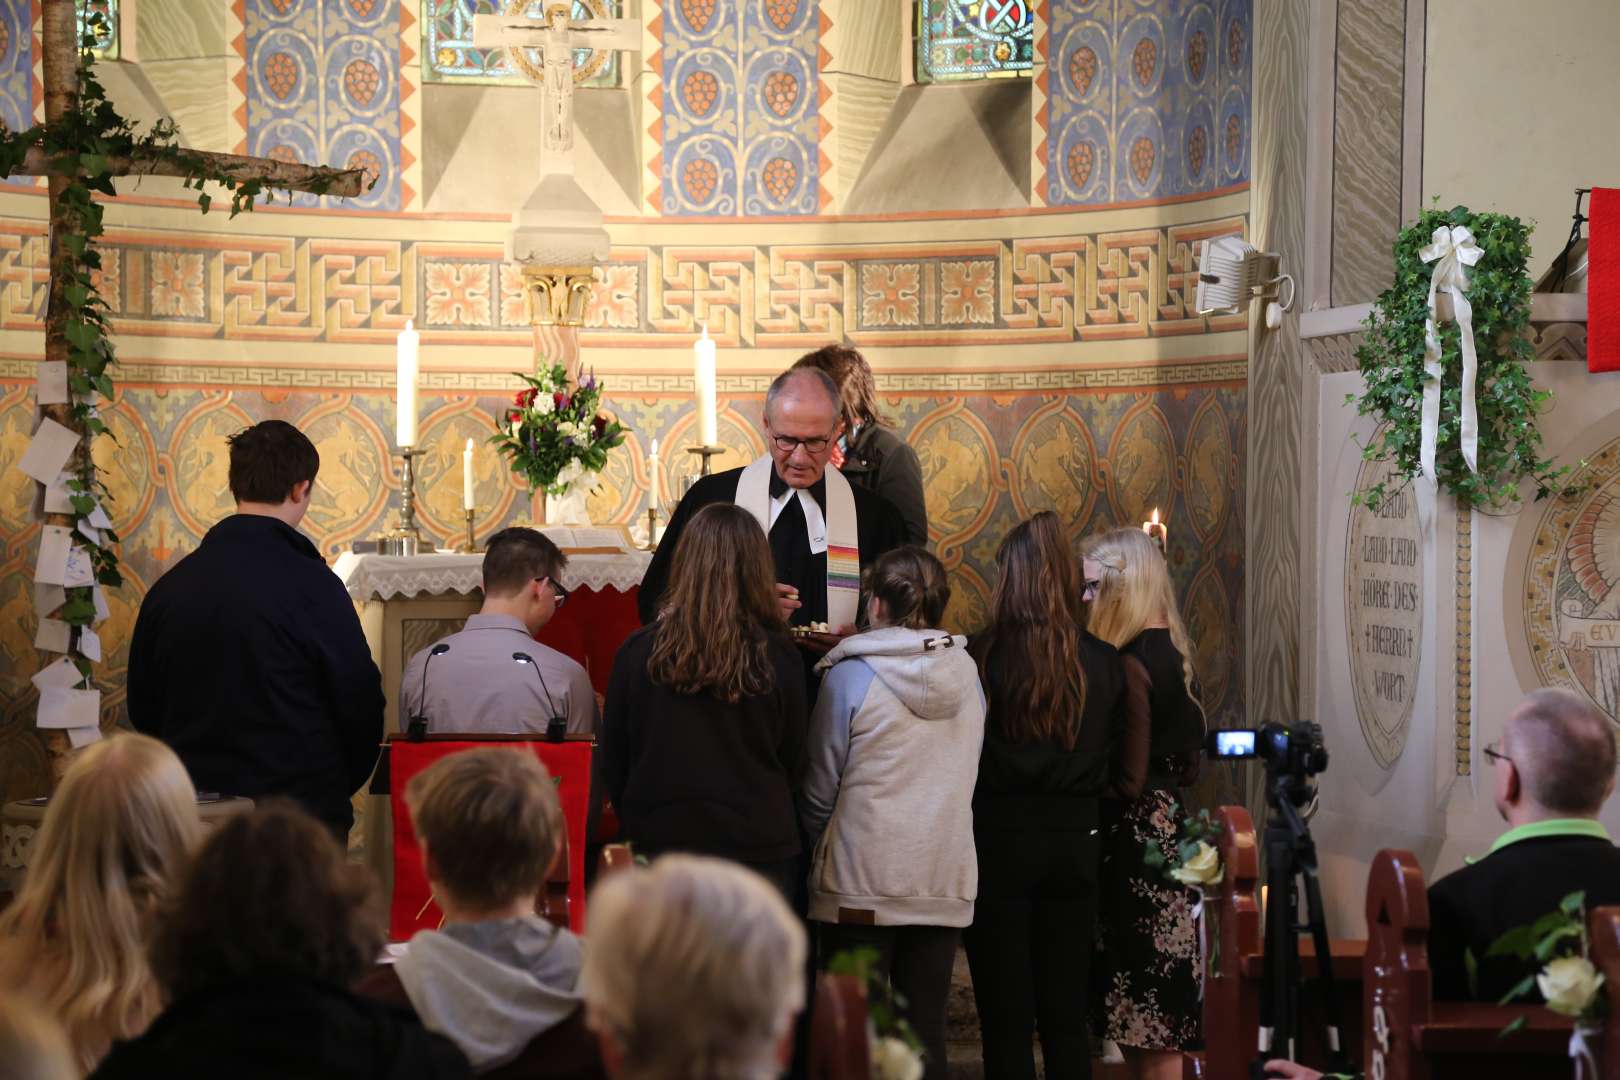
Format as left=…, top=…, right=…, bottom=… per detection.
left=1538, top=956, right=1604, bottom=1018
left=1169, top=841, right=1223, bottom=887
left=871, top=1036, right=923, bottom=1080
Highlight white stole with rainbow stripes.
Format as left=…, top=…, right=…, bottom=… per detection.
left=735, top=455, right=861, bottom=630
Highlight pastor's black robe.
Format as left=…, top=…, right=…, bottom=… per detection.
left=637, top=465, right=908, bottom=628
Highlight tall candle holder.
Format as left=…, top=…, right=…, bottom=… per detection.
left=688, top=445, right=723, bottom=475
left=642, top=506, right=659, bottom=551
left=378, top=448, right=428, bottom=556
left=457, top=508, right=479, bottom=554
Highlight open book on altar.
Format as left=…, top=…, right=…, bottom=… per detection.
left=536, top=525, right=637, bottom=555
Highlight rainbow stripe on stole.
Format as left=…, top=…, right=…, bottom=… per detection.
left=827, top=544, right=861, bottom=603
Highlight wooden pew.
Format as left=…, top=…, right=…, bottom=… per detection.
left=1201, top=806, right=1365, bottom=1078
left=1363, top=848, right=1620, bottom=1079
left=807, top=973, right=870, bottom=1080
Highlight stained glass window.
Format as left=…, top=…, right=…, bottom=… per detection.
left=78, top=0, right=118, bottom=59
left=916, top=0, right=1033, bottom=83
left=425, top=0, right=620, bottom=87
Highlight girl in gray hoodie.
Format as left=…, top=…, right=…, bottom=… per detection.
left=800, top=546, right=987, bottom=1080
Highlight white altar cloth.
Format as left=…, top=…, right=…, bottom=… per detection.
left=333, top=545, right=652, bottom=601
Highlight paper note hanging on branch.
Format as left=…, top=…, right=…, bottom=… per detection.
left=38, top=687, right=100, bottom=730
left=35, top=360, right=68, bottom=405
left=33, top=618, right=71, bottom=653
left=16, top=418, right=79, bottom=484
left=78, top=627, right=101, bottom=663
left=66, top=724, right=102, bottom=748
left=92, top=584, right=109, bottom=624
left=62, top=545, right=95, bottom=588
left=31, top=657, right=83, bottom=693
left=42, top=471, right=74, bottom=514
left=35, top=582, right=65, bottom=618
left=34, top=525, right=72, bottom=585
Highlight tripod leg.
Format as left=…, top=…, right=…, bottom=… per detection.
left=1301, top=861, right=1352, bottom=1073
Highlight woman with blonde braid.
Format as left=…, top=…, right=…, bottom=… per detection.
left=1083, top=527, right=1207, bottom=1080
left=0, top=734, right=203, bottom=1073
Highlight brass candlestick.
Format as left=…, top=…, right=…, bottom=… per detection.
left=378, top=448, right=429, bottom=556
left=458, top=508, right=479, bottom=554
left=687, top=445, right=723, bottom=476
left=642, top=506, right=658, bottom=551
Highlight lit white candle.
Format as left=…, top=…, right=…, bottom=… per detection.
left=694, top=324, right=717, bottom=446
left=646, top=438, right=660, bottom=513
left=462, top=438, right=475, bottom=511
left=395, top=319, right=419, bottom=448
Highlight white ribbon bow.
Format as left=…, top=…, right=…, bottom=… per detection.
left=1191, top=887, right=1207, bottom=1000
left=1418, top=225, right=1485, bottom=484
left=1570, top=1022, right=1599, bottom=1078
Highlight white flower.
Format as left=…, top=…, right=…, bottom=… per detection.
left=1169, top=841, right=1223, bottom=888
left=871, top=1036, right=922, bottom=1080
left=554, top=460, right=585, bottom=490
left=533, top=393, right=555, bottom=416
left=1538, top=956, right=1604, bottom=1018
left=557, top=420, right=579, bottom=438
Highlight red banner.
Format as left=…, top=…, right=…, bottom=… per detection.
left=388, top=738, right=593, bottom=939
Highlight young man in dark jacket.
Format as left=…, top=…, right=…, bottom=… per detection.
left=128, top=419, right=385, bottom=839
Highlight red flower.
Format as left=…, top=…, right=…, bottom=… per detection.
left=553, top=392, right=568, bottom=410
left=513, top=390, right=526, bottom=406
left=523, top=388, right=539, bottom=407
left=592, top=415, right=607, bottom=438
left=508, top=410, right=521, bottom=424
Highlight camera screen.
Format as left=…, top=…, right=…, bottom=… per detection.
left=1212, top=730, right=1257, bottom=757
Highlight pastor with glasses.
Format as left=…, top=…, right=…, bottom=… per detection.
left=637, top=363, right=908, bottom=662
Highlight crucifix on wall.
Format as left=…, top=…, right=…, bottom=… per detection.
left=473, top=2, right=639, bottom=178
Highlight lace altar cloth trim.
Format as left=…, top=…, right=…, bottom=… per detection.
left=333, top=550, right=652, bottom=600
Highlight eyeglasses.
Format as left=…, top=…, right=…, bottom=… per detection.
left=537, top=576, right=568, bottom=608
left=1483, top=740, right=1511, bottom=766
left=1082, top=578, right=1101, bottom=595
left=768, top=428, right=839, bottom=455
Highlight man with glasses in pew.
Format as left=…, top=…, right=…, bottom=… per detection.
left=1264, top=688, right=1620, bottom=1080
left=637, top=363, right=908, bottom=662
left=401, top=527, right=597, bottom=737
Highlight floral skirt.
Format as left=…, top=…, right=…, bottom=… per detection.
left=1093, top=788, right=1202, bottom=1051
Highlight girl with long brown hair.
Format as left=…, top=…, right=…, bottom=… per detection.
left=599, top=503, right=809, bottom=897
left=0, top=734, right=202, bottom=1074
left=1084, top=526, right=1207, bottom=1080
left=964, top=512, right=1127, bottom=1079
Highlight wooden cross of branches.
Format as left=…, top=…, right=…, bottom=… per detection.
left=11, top=0, right=368, bottom=762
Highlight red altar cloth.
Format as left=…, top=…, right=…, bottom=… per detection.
left=533, top=584, right=641, bottom=694
left=388, top=738, right=592, bottom=939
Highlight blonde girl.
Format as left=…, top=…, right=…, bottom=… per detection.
left=0, top=734, right=202, bottom=1073
left=1083, top=527, right=1206, bottom=1080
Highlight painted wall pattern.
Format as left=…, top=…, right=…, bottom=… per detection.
left=1044, top=0, right=1251, bottom=206
left=0, top=1, right=1251, bottom=818
left=655, top=0, right=825, bottom=216
left=0, top=212, right=1246, bottom=347
left=0, top=374, right=1245, bottom=805
left=0, top=0, right=35, bottom=135
left=239, top=0, right=404, bottom=212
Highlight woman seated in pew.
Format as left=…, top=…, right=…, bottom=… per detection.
left=357, top=748, right=600, bottom=1078
left=597, top=503, right=808, bottom=900
left=580, top=854, right=806, bottom=1079
left=91, top=801, right=469, bottom=1078
left=0, top=734, right=203, bottom=1074
left=964, top=512, right=1128, bottom=1078
left=1083, top=527, right=1207, bottom=1080
left=800, top=545, right=986, bottom=1079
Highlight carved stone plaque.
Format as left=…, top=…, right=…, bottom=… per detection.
left=1345, top=457, right=1422, bottom=769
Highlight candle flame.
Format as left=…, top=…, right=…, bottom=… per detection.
left=465, top=437, right=473, bottom=451
left=1150, top=508, right=1161, bottom=525
left=700, top=323, right=710, bottom=343
left=651, top=438, right=659, bottom=455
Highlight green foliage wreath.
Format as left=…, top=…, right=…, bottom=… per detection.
left=1351, top=205, right=1575, bottom=511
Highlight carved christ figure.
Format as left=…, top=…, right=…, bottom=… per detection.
left=473, top=6, right=640, bottom=175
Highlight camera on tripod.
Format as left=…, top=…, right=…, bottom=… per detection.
left=1207, top=721, right=1328, bottom=805
left=1207, top=721, right=1346, bottom=1076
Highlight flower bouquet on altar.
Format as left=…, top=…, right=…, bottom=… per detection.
left=491, top=364, right=627, bottom=523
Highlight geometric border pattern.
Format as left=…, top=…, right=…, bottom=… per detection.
left=0, top=213, right=1248, bottom=347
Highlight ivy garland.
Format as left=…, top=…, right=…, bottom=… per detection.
left=1351, top=205, right=1576, bottom=512
left=10, top=20, right=353, bottom=683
